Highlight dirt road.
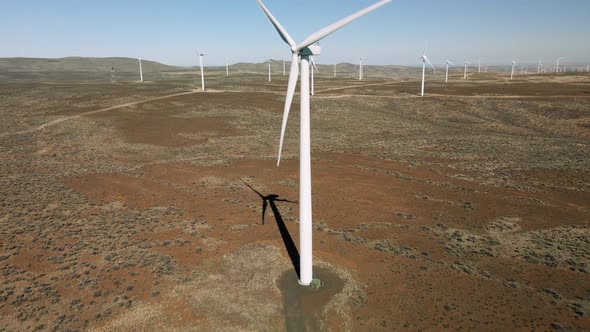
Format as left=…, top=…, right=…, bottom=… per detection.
left=0, top=89, right=202, bottom=138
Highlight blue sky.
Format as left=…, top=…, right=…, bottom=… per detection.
left=1, top=0, right=589, bottom=67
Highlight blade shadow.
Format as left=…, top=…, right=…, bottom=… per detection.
left=242, top=179, right=300, bottom=278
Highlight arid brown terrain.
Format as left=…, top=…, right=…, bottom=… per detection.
left=1, top=65, right=589, bottom=331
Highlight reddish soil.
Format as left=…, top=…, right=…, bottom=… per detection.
left=62, top=152, right=589, bottom=330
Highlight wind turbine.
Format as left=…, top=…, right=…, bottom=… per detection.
left=137, top=58, right=143, bottom=83
left=226, top=57, right=229, bottom=76
left=537, top=59, right=542, bottom=74
left=359, top=57, right=363, bottom=81
left=110, top=66, right=117, bottom=84
left=196, top=51, right=205, bottom=91
left=478, top=57, right=485, bottom=73
left=445, top=60, right=454, bottom=83
left=556, top=57, right=565, bottom=73
left=256, top=0, right=391, bottom=286
left=511, top=60, right=517, bottom=80
left=283, top=57, right=286, bottom=75
left=464, top=61, right=469, bottom=79
left=268, top=59, right=272, bottom=82
left=419, top=47, right=435, bottom=97
left=310, top=57, right=319, bottom=96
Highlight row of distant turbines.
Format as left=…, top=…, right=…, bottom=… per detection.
left=135, top=50, right=588, bottom=88
left=132, top=53, right=588, bottom=97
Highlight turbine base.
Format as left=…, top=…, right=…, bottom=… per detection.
left=298, top=279, right=312, bottom=286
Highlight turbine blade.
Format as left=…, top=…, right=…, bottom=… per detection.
left=277, top=53, right=300, bottom=167
left=425, top=57, right=435, bottom=69
left=256, top=0, right=297, bottom=49
left=311, top=59, right=319, bottom=73
left=296, top=0, right=391, bottom=51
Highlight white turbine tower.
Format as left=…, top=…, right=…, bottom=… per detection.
left=196, top=51, right=205, bottom=91
left=226, top=57, right=229, bottom=76
left=359, top=57, right=363, bottom=81
left=137, top=58, right=143, bottom=83
left=268, top=59, right=272, bottom=82
left=419, top=48, right=435, bottom=97
left=445, top=60, right=454, bottom=83
left=556, top=57, right=565, bottom=73
left=256, top=0, right=391, bottom=286
left=511, top=60, right=517, bottom=80
left=464, top=61, right=469, bottom=79
left=537, top=59, right=542, bottom=74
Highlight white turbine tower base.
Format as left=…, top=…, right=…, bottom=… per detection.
left=256, top=0, right=391, bottom=286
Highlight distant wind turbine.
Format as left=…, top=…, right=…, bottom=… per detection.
left=196, top=51, right=205, bottom=91
left=511, top=60, right=517, bottom=80
left=445, top=60, right=454, bottom=83
left=268, top=59, right=272, bottom=82
left=419, top=47, right=435, bottom=96
left=137, top=58, right=143, bottom=83
left=359, top=57, right=363, bottom=81
left=464, top=61, right=469, bottom=79
left=256, top=0, right=391, bottom=286
left=310, top=57, right=319, bottom=96
left=478, top=58, right=485, bottom=73
left=226, top=57, right=229, bottom=76
left=537, top=59, right=542, bottom=74
left=283, top=57, right=286, bottom=75
left=556, top=57, right=565, bottom=73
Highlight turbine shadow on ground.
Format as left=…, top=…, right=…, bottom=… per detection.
left=241, top=179, right=300, bottom=279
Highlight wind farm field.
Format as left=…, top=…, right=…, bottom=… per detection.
left=1, top=64, right=590, bottom=331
